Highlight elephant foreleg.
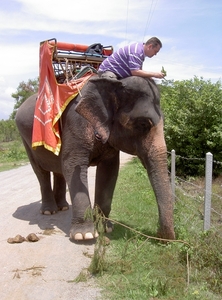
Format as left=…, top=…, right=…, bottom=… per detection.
left=94, top=152, right=120, bottom=232
left=67, top=164, right=98, bottom=240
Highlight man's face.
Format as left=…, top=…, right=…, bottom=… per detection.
left=145, top=44, right=161, bottom=58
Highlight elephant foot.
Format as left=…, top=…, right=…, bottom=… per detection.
left=40, top=209, right=56, bottom=215
left=70, top=221, right=99, bottom=241
left=157, top=226, right=175, bottom=241
left=40, top=200, right=69, bottom=215
left=57, top=205, right=69, bottom=211
left=56, top=199, right=69, bottom=211
left=40, top=201, right=58, bottom=215
left=73, top=232, right=99, bottom=240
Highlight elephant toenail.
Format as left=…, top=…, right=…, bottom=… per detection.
left=61, top=207, right=69, bottom=211
left=94, top=231, right=99, bottom=238
left=84, top=232, right=94, bottom=239
left=74, top=233, right=84, bottom=240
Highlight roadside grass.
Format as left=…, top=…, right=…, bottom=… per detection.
left=91, top=158, right=222, bottom=300
left=0, top=141, right=28, bottom=172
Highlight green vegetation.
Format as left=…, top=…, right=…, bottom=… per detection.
left=161, top=66, right=167, bottom=77
left=10, top=78, right=39, bottom=119
left=0, top=119, right=28, bottom=171
left=0, top=119, right=20, bottom=142
left=0, top=78, right=37, bottom=171
left=88, top=158, right=222, bottom=300
left=0, top=140, right=28, bottom=171
left=160, top=77, right=222, bottom=176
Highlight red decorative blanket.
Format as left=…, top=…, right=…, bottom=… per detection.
left=32, top=40, right=94, bottom=155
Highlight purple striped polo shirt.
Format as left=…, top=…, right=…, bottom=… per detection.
left=99, top=42, right=145, bottom=78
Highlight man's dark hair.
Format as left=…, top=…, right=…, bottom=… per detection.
left=145, top=37, right=162, bottom=48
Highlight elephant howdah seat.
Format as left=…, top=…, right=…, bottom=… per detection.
left=49, top=38, right=113, bottom=83
left=31, top=39, right=113, bottom=155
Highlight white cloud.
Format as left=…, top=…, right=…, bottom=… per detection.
left=0, top=0, right=157, bottom=41
left=0, top=43, right=39, bottom=76
left=0, top=42, right=39, bottom=119
left=18, top=0, right=152, bottom=22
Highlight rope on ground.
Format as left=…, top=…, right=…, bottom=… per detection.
left=106, top=216, right=190, bottom=246
left=105, top=216, right=191, bottom=287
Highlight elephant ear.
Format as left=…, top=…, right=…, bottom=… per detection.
left=75, top=77, right=123, bottom=144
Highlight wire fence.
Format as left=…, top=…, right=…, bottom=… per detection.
left=168, top=150, right=222, bottom=234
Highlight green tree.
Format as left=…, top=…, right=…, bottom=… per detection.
left=160, top=76, right=222, bottom=176
left=10, top=78, right=39, bottom=119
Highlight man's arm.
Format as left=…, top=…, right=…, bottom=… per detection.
left=131, top=69, right=165, bottom=79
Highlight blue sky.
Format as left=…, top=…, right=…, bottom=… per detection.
left=0, top=0, right=221, bottom=119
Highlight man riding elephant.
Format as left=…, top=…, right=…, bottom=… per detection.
left=98, top=37, right=165, bottom=80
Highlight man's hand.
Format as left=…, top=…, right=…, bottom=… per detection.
left=154, top=72, right=165, bottom=79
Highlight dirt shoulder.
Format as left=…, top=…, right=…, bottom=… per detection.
left=0, top=152, right=133, bottom=300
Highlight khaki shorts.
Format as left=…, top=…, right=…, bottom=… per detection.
left=98, top=71, right=119, bottom=79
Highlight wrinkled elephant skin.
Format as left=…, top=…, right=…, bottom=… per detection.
left=15, top=75, right=175, bottom=241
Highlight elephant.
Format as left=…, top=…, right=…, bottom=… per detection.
left=15, top=75, right=175, bottom=241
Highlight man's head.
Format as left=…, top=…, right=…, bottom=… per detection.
left=144, top=37, right=162, bottom=58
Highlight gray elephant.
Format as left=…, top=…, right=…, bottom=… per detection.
left=15, top=75, right=175, bottom=241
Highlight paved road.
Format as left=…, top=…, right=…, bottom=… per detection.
left=0, top=152, right=133, bottom=300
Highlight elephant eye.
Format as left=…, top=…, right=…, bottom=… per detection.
left=133, top=117, right=152, bottom=133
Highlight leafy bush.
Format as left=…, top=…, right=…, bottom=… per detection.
left=0, top=141, right=27, bottom=163
left=160, top=77, right=222, bottom=176
left=0, top=119, right=20, bottom=142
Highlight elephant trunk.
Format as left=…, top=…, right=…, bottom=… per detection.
left=141, top=119, right=175, bottom=240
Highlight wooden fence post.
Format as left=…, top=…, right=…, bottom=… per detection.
left=203, top=152, right=213, bottom=231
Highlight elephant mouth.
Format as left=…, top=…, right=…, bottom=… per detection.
left=94, top=131, right=102, bottom=140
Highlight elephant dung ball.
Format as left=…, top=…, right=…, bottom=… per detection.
left=7, top=234, right=26, bottom=244
left=26, top=233, right=39, bottom=242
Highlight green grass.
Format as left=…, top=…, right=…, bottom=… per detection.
left=0, top=140, right=28, bottom=171
left=89, top=158, right=222, bottom=300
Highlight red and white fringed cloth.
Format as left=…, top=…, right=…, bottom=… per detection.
left=32, top=40, right=95, bottom=155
